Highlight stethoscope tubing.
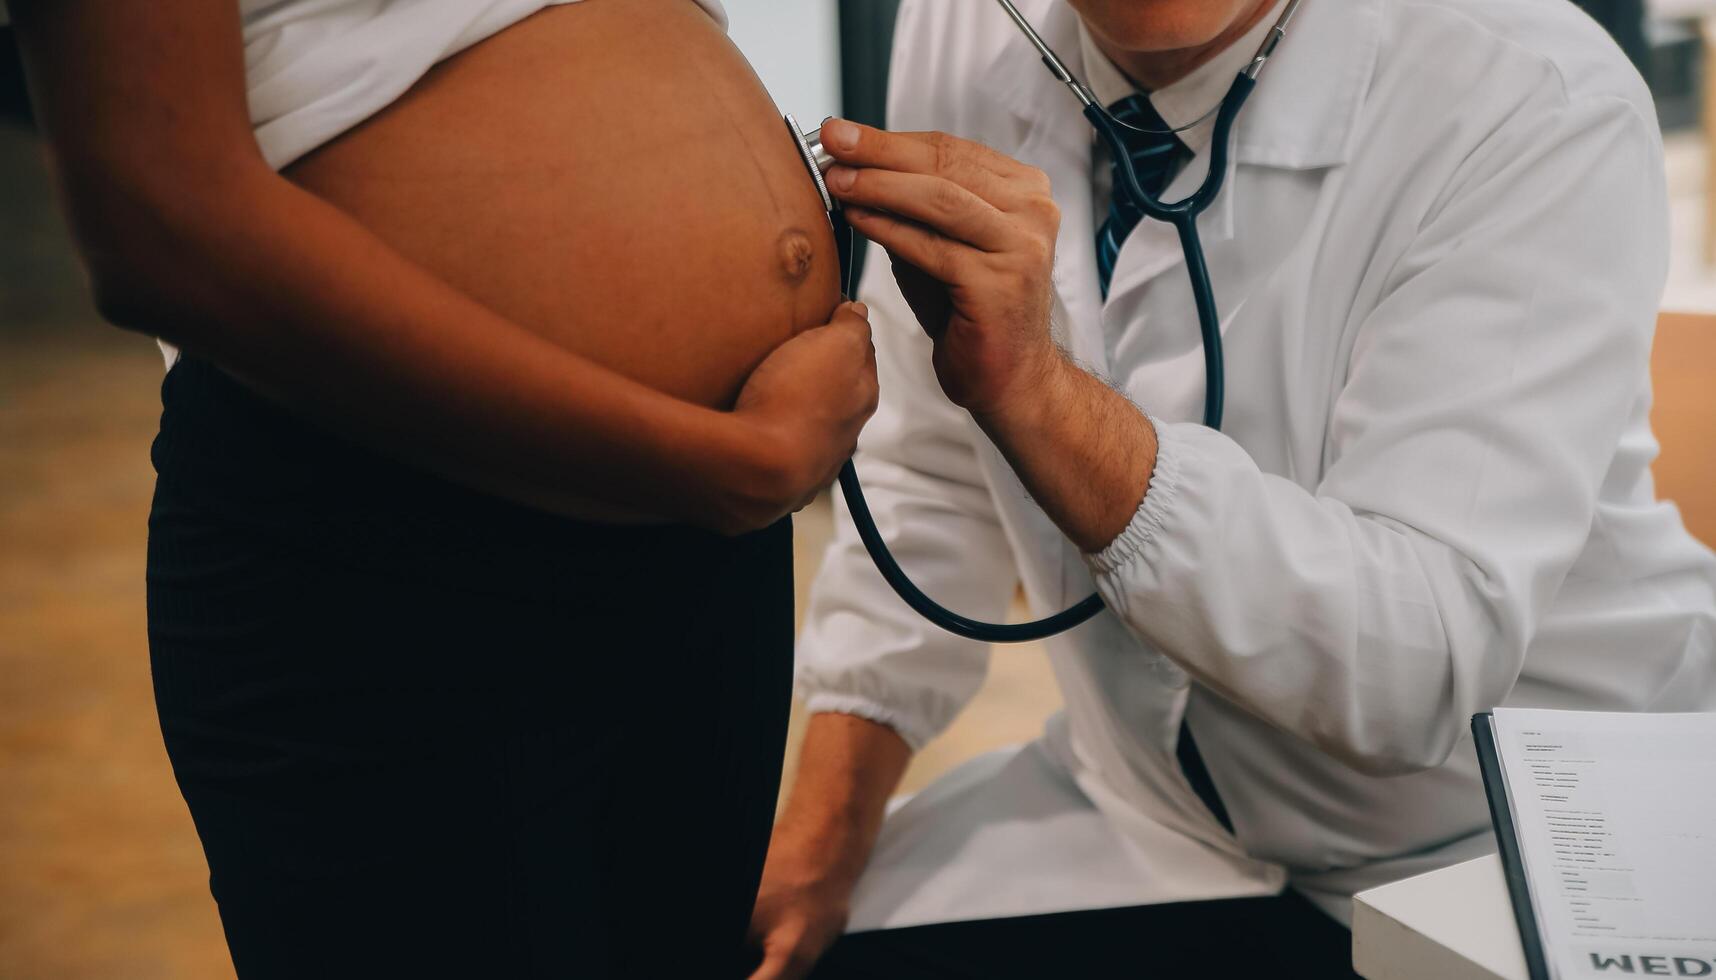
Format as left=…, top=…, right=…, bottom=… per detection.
left=831, top=72, right=1258, bottom=644
left=836, top=460, right=1109, bottom=642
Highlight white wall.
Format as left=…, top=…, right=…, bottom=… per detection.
left=721, top=0, right=843, bottom=124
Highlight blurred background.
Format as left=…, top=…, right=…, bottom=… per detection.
left=0, top=0, right=1707, bottom=975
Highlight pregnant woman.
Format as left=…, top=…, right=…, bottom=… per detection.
left=9, top=0, right=871, bottom=975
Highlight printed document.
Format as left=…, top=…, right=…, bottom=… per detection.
left=1488, top=708, right=1716, bottom=979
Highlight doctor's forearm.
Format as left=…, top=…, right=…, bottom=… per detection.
left=771, top=713, right=911, bottom=886
left=974, top=355, right=1158, bottom=554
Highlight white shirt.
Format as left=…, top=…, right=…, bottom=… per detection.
left=0, top=1, right=728, bottom=168
left=1076, top=5, right=1286, bottom=228
left=797, top=0, right=1716, bottom=931
left=239, top=0, right=725, bottom=170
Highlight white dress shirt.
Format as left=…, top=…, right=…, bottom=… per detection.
left=797, top=0, right=1716, bottom=930
left=1075, top=7, right=1282, bottom=228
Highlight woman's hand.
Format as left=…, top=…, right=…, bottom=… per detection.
left=723, top=301, right=878, bottom=533
left=820, top=119, right=1064, bottom=421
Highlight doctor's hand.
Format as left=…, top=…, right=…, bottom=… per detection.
left=821, top=121, right=1159, bottom=555
left=821, top=118, right=1063, bottom=420
left=748, top=713, right=911, bottom=979
left=725, top=301, right=878, bottom=533
left=746, top=844, right=852, bottom=980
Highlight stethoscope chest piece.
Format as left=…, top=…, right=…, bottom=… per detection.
left=784, top=114, right=838, bottom=216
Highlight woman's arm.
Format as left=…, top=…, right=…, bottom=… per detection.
left=9, top=0, right=877, bottom=533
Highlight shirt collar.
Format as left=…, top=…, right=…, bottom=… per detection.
left=990, top=0, right=1379, bottom=171
left=1076, top=4, right=1286, bottom=155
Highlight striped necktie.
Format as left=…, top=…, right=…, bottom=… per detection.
left=1095, top=93, right=1191, bottom=298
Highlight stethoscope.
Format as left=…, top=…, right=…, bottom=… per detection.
left=785, top=0, right=1305, bottom=644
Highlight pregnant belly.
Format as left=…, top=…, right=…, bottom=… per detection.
left=283, top=0, right=840, bottom=410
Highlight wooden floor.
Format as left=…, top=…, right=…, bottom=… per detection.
left=0, top=122, right=1058, bottom=977
left=0, top=122, right=238, bottom=978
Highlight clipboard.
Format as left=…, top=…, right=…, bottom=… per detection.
left=1472, top=712, right=1551, bottom=980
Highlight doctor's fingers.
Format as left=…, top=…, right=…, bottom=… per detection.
left=821, top=120, right=1046, bottom=210
left=826, top=166, right=1015, bottom=253
left=894, top=129, right=1049, bottom=186
left=842, top=204, right=981, bottom=286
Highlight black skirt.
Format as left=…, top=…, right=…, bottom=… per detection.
left=146, top=357, right=793, bottom=978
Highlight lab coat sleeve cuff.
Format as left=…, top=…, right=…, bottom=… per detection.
left=802, top=692, right=940, bottom=753
left=1085, top=414, right=1181, bottom=575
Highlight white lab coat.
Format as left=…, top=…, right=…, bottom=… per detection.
left=796, top=0, right=1716, bottom=931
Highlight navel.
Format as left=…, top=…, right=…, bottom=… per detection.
left=776, top=229, right=816, bottom=284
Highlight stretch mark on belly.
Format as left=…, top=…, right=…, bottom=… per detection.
left=687, top=32, right=832, bottom=330
left=777, top=229, right=816, bottom=284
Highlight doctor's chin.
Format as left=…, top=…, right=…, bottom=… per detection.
left=3, top=0, right=1714, bottom=978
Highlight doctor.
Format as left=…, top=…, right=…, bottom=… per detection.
left=746, top=0, right=1716, bottom=977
